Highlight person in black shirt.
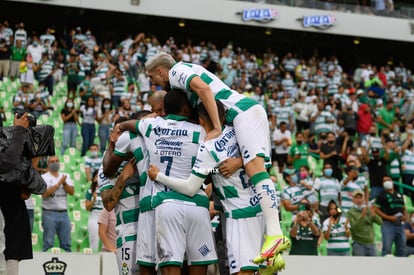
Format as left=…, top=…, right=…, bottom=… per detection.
left=374, top=175, right=407, bottom=257
left=0, top=113, right=30, bottom=275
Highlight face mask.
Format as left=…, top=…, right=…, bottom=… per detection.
left=291, top=174, right=298, bottom=183
left=324, top=168, right=333, bottom=177
left=354, top=204, right=365, bottom=210
left=296, top=141, right=303, bottom=145
left=328, top=140, right=335, bottom=144
left=383, top=180, right=394, bottom=190
left=370, top=133, right=376, bottom=137
left=49, top=162, right=60, bottom=172
left=104, top=104, right=111, bottom=109
left=299, top=172, right=307, bottom=179
left=67, top=102, right=74, bottom=108
left=33, top=42, right=38, bottom=47
left=90, top=151, right=99, bottom=158
left=135, top=105, right=142, bottom=112
left=411, top=217, right=414, bottom=224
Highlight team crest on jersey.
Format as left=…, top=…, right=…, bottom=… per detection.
left=121, top=262, right=129, bottom=275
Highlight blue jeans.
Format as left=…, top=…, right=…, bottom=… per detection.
left=98, top=124, right=111, bottom=154
left=369, top=187, right=384, bottom=201
left=27, top=209, right=34, bottom=233
left=381, top=221, right=406, bottom=256
left=352, top=242, right=378, bottom=256
left=42, top=210, right=72, bottom=252
left=81, top=123, right=96, bottom=156
left=62, top=122, right=78, bottom=155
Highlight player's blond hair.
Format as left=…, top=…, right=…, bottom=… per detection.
left=145, top=52, right=176, bottom=72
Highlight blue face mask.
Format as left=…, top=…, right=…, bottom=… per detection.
left=324, top=168, right=333, bottom=177
left=291, top=174, right=298, bottom=183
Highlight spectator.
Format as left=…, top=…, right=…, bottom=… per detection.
left=281, top=168, right=305, bottom=213
left=310, top=101, right=336, bottom=138
left=79, top=96, right=98, bottom=156
left=60, top=98, right=79, bottom=155
left=9, top=39, right=26, bottom=81
left=41, top=155, right=75, bottom=252
left=85, top=170, right=103, bottom=252
left=0, top=38, right=11, bottom=80
left=289, top=203, right=320, bottom=255
left=84, top=144, right=102, bottom=183
left=29, top=89, right=49, bottom=119
left=322, top=200, right=351, bottom=256
left=12, top=84, right=32, bottom=113
left=356, top=103, right=373, bottom=141
left=66, top=49, right=80, bottom=99
left=340, top=165, right=365, bottom=214
left=288, top=132, right=309, bottom=170
left=109, top=67, right=126, bottom=109
left=319, top=131, right=345, bottom=180
left=96, top=98, right=115, bottom=154
left=374, top=176, right=407, bottom=256
left=272, top=121, right=292, bottom=174
left=36, top=52, right=55, bottom=96
left=98, top=208, right=116, bottom=253
left=376, top=99, right=395, bottom=136
left=347, top=190, right=382, bottom=256
left=314, top=163, right=341, bottom=222
left=404, top=211, right=414, bottom=256
left=401, top=136, right=414, bottom=204
left=19, top=54, right=37, bottom=92
left=362, top=138, right=389, bottom=200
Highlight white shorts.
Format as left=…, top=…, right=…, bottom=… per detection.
left=117, top=238, right=139, bottom=275
left=136, top=210, right=156, bottom=266
left=233, top=105, right=271, bottom=167
left=226, top=214, right=265, bottom=274
left=155, top=201, right=218, bottom=267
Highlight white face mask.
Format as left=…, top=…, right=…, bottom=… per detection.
left=383, top=181, right=394, bottom=190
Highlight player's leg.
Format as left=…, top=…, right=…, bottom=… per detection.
left=117, top=239, right=139, bottom=275
left=233, top=105, right=289, bottom=267
left=136, top=210, right=157, bottom=275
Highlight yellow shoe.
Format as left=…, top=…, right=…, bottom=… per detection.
left=253, top=235, right=290, bottom=264
left=259, top=254, right=286, bottom=275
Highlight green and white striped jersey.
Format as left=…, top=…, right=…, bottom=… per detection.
left=282, top=185, right=305, bottom=208
left=192, top=126, right=261, bottom=219
left=168, top=62, right=258, bottom=124
left=136, top=114, right=209, bottom=209
left=114, top=131, right=152, bottom=213
left=322, top=216, right=350, bottom=253
left=38, top=59, right=54, bottom=81
left=111, top=77, right=127, bottom=97
left=312, top=111, right=335, bottom=134
left=340, top=177, right=364, bottom=214
left=314, top=176, right=341, bottom=207
left=84, top=156, right=102, bottom=176
left=97, top=165, right=139, bottom=248
left=402, top=149, right=414, bottom=175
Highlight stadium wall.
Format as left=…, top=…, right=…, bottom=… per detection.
left=19, top=252, right=414, bottom=275
left=8, top=0, right=414, bottom=42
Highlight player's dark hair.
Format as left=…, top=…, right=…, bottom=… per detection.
left=197, top=100, right=226, bottom=129
left=131, top=110, right=152, bottom=120
left=164, top=89, right=190, bottom=116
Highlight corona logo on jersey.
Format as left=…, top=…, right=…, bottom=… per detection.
left=237, top=8, right=279, bottom=23
left=153, top=126, right=188, bottom=137
left=299, top=15, right=336, bottom=30
left=43, top=257, right=67, bottom=275
left=214, top=129, right=236, bottom=152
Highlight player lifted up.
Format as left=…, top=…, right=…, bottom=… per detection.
left=144, top=52, right=290, bottom=268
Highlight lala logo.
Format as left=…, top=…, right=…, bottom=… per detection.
left=237, top=8, right=279, bottom=23
left=298, top=15, right=336, bottom=30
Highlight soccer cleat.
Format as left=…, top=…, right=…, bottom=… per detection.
left=253, top=235, right=290, bottom=264
left=259, top=253, right=286, bottom=275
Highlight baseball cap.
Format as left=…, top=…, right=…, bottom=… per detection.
left=353, top=190, right=364, bottom=198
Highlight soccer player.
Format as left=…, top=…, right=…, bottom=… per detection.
left=144, top=52, right=289, bottom=266
left=119, top=90, right=218, bottom=275
left=99, top=117, right=141, bottom=275
left=147, top=100, right=286, bottom=274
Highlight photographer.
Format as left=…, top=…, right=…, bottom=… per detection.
left=322, top=200, right=351, bottom=256
left=0, top=113, right=31, bottom=275
left=289, top=202, right=320, bottom=255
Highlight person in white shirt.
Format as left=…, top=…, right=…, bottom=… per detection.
left=272, top=121, right=292, bottom=174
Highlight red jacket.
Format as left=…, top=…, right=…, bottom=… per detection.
left=356, top=104, right=372, bottom=134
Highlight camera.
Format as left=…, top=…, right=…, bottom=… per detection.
left=16, top=111, right=37, bottom=127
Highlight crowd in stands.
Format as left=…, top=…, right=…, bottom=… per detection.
left=1, top=18, right=414, bottom=259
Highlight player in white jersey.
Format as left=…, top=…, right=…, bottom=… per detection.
left=100, top=117, right=141, bottom=275
left=147, top=101, right=285, bottom=275
left=119, top=90, right=218, bottom=275
left=144, top=52, right=289, bottom=268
